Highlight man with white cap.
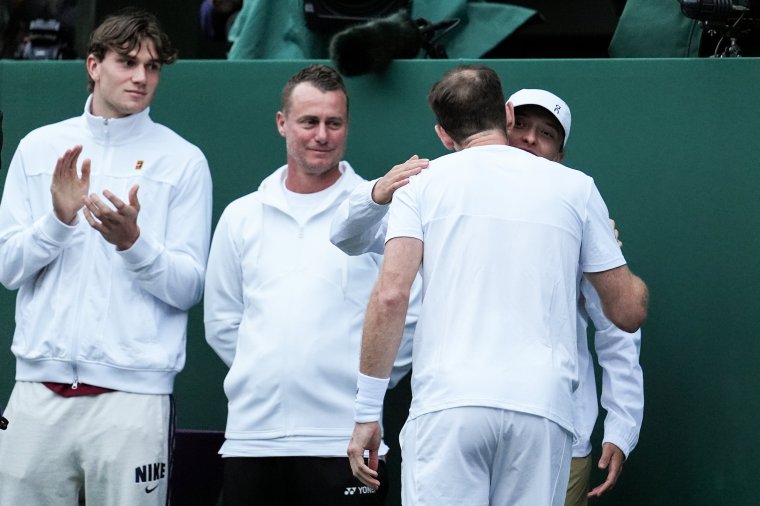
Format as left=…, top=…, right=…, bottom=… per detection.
left=507, top=88, right=571, bottom=162
left=508, top=89, right=644, bottom=506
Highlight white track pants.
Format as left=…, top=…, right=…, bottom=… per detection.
left=0, top=381, right=173, bottom=506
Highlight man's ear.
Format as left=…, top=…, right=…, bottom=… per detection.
left=505, top=101, right=515, bottom=131
left=86, top=54, right=100, bottom=84
left=275, top=111, right=286, bottom=137
left=434, top=124, right=456, bottom=151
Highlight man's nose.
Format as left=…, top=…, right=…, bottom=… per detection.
left=314, top=122, right=328, bottom=142
left=132, top=65, right=147, bottom=83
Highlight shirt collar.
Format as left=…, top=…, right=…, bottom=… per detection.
left=83, top=95, right=152, bottom=145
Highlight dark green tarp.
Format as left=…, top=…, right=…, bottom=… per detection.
left=227, top=0, right=536, bottom=60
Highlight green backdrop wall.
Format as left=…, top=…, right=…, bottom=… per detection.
left=0, top=58, right=758, bottom=505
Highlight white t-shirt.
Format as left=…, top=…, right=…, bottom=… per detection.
left=386, top=144, right=624, bottom=432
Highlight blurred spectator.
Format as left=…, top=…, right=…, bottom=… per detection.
left=200, top=0, right=241, bottom=42
left=0, top=0, right=77, bottom=59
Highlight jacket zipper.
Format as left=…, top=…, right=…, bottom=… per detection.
left=71, top=117, right=110, bottom=387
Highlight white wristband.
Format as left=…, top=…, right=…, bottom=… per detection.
left=354, top=372, right=390, bottom=423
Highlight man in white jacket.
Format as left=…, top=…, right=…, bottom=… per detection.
left=337, top=74, right=645, bottom=505
left=203, top=64, right=416, bottom=506
left=0, top=9, right=212, bottom=506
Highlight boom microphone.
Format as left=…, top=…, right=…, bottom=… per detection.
left=329, top=10, right=422, bottom=77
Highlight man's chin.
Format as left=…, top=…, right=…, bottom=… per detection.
left=115, top=103, right=147, bottom=117
left=305, top=161, right=340, bottom=175
left=122, top=96, right=151, bottom=114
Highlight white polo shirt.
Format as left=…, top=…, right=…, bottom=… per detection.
left=387, top=144, right=625, bottom=432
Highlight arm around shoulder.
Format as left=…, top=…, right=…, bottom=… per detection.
left=330, top=179, right=389, bottom=256
left=585, top=265, right=648, bottom=333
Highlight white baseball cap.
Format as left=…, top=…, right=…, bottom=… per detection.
left=507, top=89, right=572, bottom=147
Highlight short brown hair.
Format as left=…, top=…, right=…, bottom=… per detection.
left=280, top=64, right=349, bottom=116
left=427, top=65, right=507, bottom=145
left=87, top=9, right=177, bottom=92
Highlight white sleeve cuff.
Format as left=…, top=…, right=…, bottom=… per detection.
left=354, top=372, right=390, bottom=423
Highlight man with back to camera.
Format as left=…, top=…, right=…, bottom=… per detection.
left=345, top=64, right=648, bottom=505
left=203, top=63, right=418, bottom=506
left=330, top=86, right=644, bottom=505
left=0, top=9, right=212, bottom=505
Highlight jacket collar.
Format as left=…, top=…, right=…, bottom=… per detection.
left=258, top=161, right=360, bottom=217
left=83, top=95, right=153, bottom=145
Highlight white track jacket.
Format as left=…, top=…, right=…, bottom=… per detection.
left=573, top=277, right=643, bottom=458
left=204, top=162, right=416, bottom=457
left=0, top=97, right=212, bottom=394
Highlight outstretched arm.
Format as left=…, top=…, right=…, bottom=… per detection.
left=330, top=156, right=427, bottom=255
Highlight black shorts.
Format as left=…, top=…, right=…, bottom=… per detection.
left=222, top=456, right=389, bottom=506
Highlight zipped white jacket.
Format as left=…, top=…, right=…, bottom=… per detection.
left=0, top=97, right=212, bottom=394
left=204, top=162, right=416, bottom=457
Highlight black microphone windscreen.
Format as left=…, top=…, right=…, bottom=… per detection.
left=329, top=10, right=421, bottom=77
